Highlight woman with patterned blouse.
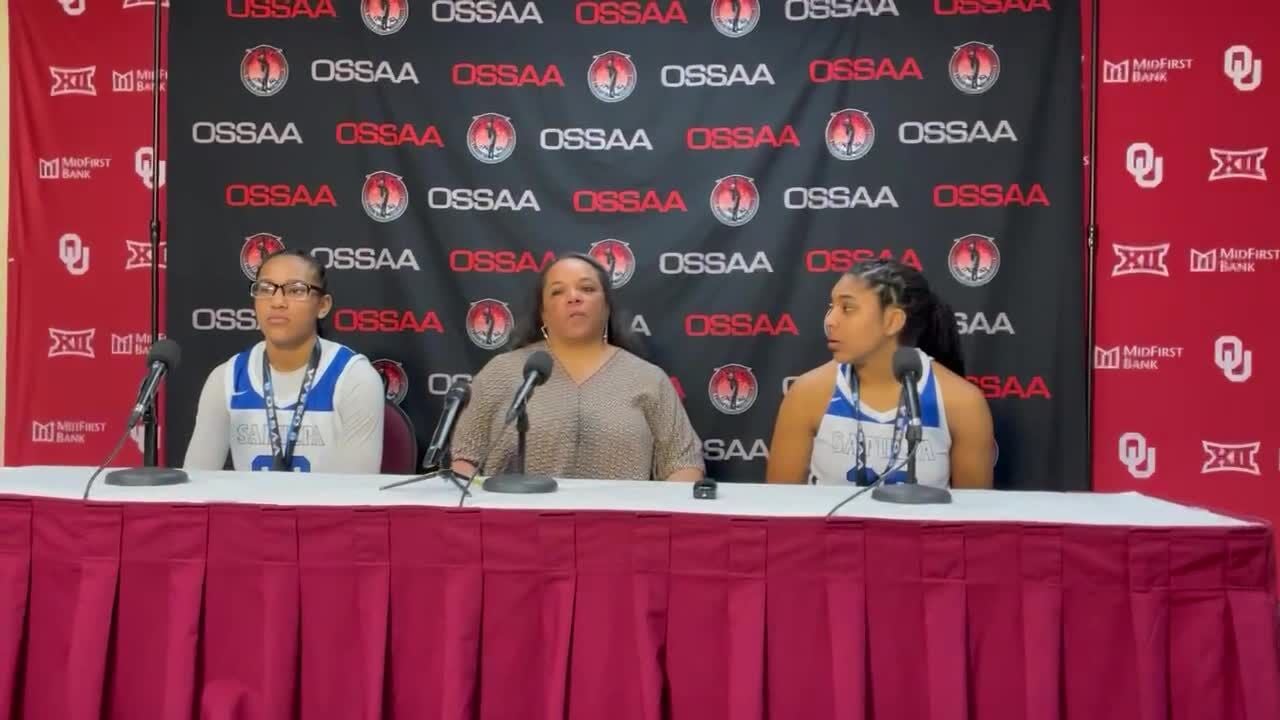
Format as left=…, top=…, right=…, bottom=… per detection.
left=450, top=253, right=705, bottom=481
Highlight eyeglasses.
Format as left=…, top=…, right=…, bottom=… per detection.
left=249, top=280, right=325, bottom=300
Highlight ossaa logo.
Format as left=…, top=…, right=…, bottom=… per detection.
left=466, top=299, right=514, bottom=350
left=240, top=233, right=286, bottom=280
left=362, top=0, right=409, bottom=35
left=949, top=42, right=1000, bottom=95
left=467, top=113, right=517, bottom=164
left=948, top=234, right=1001, bottom=287
left=709, top=364, right=758, bottom=415
left=588, top=239, right=637, bottom=288
left=241, top=45, right=289, bottom=97
left=710, top=175, right=760, bottom=226
left=362, top=171, right=409, bottom=222
left=711, top=0, right=760, bottom=38
left=588, top=51, right=638, bottom=103
left=372, top=358, right=409, bottom=404
left=826, top=108, right=875, bottom=161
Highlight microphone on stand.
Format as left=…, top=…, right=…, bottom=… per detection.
left=870, top=346, right=951, bottom=505
left=83, top=339, right=189, bottom=499
left=380, top=378, right=473, bottom=495
left=896, top=346, right=924, bottom=449
left=127, top=339, right=181, bottom=430
left=485, top=351, right=557, bottom=494
left=424, top=379, right=470, bottom=469
left=504, top=350, right=552, bottom=425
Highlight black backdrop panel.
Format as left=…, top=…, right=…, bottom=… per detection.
left=166, top=0, right=1084, bottom=488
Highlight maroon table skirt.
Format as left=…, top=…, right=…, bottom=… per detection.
left=0, top=496, right=1276, bottom=720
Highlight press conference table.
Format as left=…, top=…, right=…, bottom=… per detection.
left=0, top=468, right=1275, bottom=720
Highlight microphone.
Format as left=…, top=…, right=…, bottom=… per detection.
left=380, top=378, right=473, bottom=496
left=868, top=346, right=951, bottom=505
left=485, top=350, right=557, bottom=494
left=504, top=350, right=553, bottom=426
left=84, top=339, right=188, bottom=499
left=128, top=339, right=181, bottom=429
left=892, top=346, right=924, bottom=443
left=422, top=378, right=470, bottom=469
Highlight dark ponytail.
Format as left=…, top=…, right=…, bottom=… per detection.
left=917, top=294, right=965, bottom=376
left=845, top=259, right=966, bottom=376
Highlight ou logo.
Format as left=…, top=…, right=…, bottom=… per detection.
left=1214, top=336, right=1252, bottom=383
left=1125, top=142, right=1163, bottom=189
left=1118, top=432, right=1156, bottom=479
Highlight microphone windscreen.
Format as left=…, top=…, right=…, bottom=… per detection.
left=891, top=346, right=922, bottom=383
left=446, top=378, right=471, bottom=404
left=147, top=338, right=182, bottom=370
left=525, top=350, right=553, bottom=385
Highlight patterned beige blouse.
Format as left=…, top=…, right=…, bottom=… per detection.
left=450, top=342, right=704, bottom=480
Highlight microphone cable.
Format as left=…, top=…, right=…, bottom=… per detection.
left=82, top=414, right=137, bottom=500
left=825, top=441, right=923, bottom=518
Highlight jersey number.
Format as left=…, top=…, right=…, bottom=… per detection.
left=250, top=454, right=312, bottom=472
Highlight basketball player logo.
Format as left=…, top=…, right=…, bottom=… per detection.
left=949, top=42, right=1000, bottom=95
left=466, top=114, right=517, bottom=164
left=240, top=233, right=286, bottom=280
left=372, top=359, right=409, bottom=404
left=710, top=175, right=760, bottom=227
left=466, top=299, right=514, bottom=350
left=708, top=364, right=758, bottom=415
left=361, top=0, right=409, bottom=35
left=587, top=51, right=637, bottom=103
left=587, top=239, right=636, bottom=288
left=240, top=45, right=288, bottom=97
left=711, top=0, right=760, bottom=38
left=361, top=171, right=409, bottom=223
left=825, top=109, right=875, bottom=161
left=947, top=234, right=1000, bottom=287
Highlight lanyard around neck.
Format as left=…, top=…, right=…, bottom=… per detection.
left=262, top=341, right=322, bottom=471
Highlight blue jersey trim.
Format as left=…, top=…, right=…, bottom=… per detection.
left=826, top=365, right=942, bottom=428
left=229, top=344, right=354, bottom=412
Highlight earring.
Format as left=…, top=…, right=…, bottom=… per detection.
left=603, top=325, right=609, bottom=342
left=540, top=325, right=549, bottom=340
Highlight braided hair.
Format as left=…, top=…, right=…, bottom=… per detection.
left=844, top=259, right=965, bottom=376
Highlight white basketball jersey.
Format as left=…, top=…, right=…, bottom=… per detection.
left=809, top=348, right=952, bottom=487
left=224, top=338, right=360, bottom=472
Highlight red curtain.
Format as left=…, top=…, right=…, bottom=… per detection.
left=0, top=497, right=1276, bottom=720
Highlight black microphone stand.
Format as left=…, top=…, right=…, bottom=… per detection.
left=514, top=408, right=529, bottom=474
left=379, top=462, right=472, bottom=496
left=906, top=420, right=920, bottom=485
left=89, top=2, right=185, bottom=496
left=141, top=0, right=164, bottom=467
left=483, top=398, right=557, bottom=493
left=871, top=405, right=951, bottom=504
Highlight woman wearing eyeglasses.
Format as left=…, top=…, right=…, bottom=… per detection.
left=183, top=250, right=385, bottom=473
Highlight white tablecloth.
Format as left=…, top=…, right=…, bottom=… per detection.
left=0, top=465, right=1254, bottom=528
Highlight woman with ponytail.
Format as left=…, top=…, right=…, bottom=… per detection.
left=766, top=259, right=994, bottom=488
